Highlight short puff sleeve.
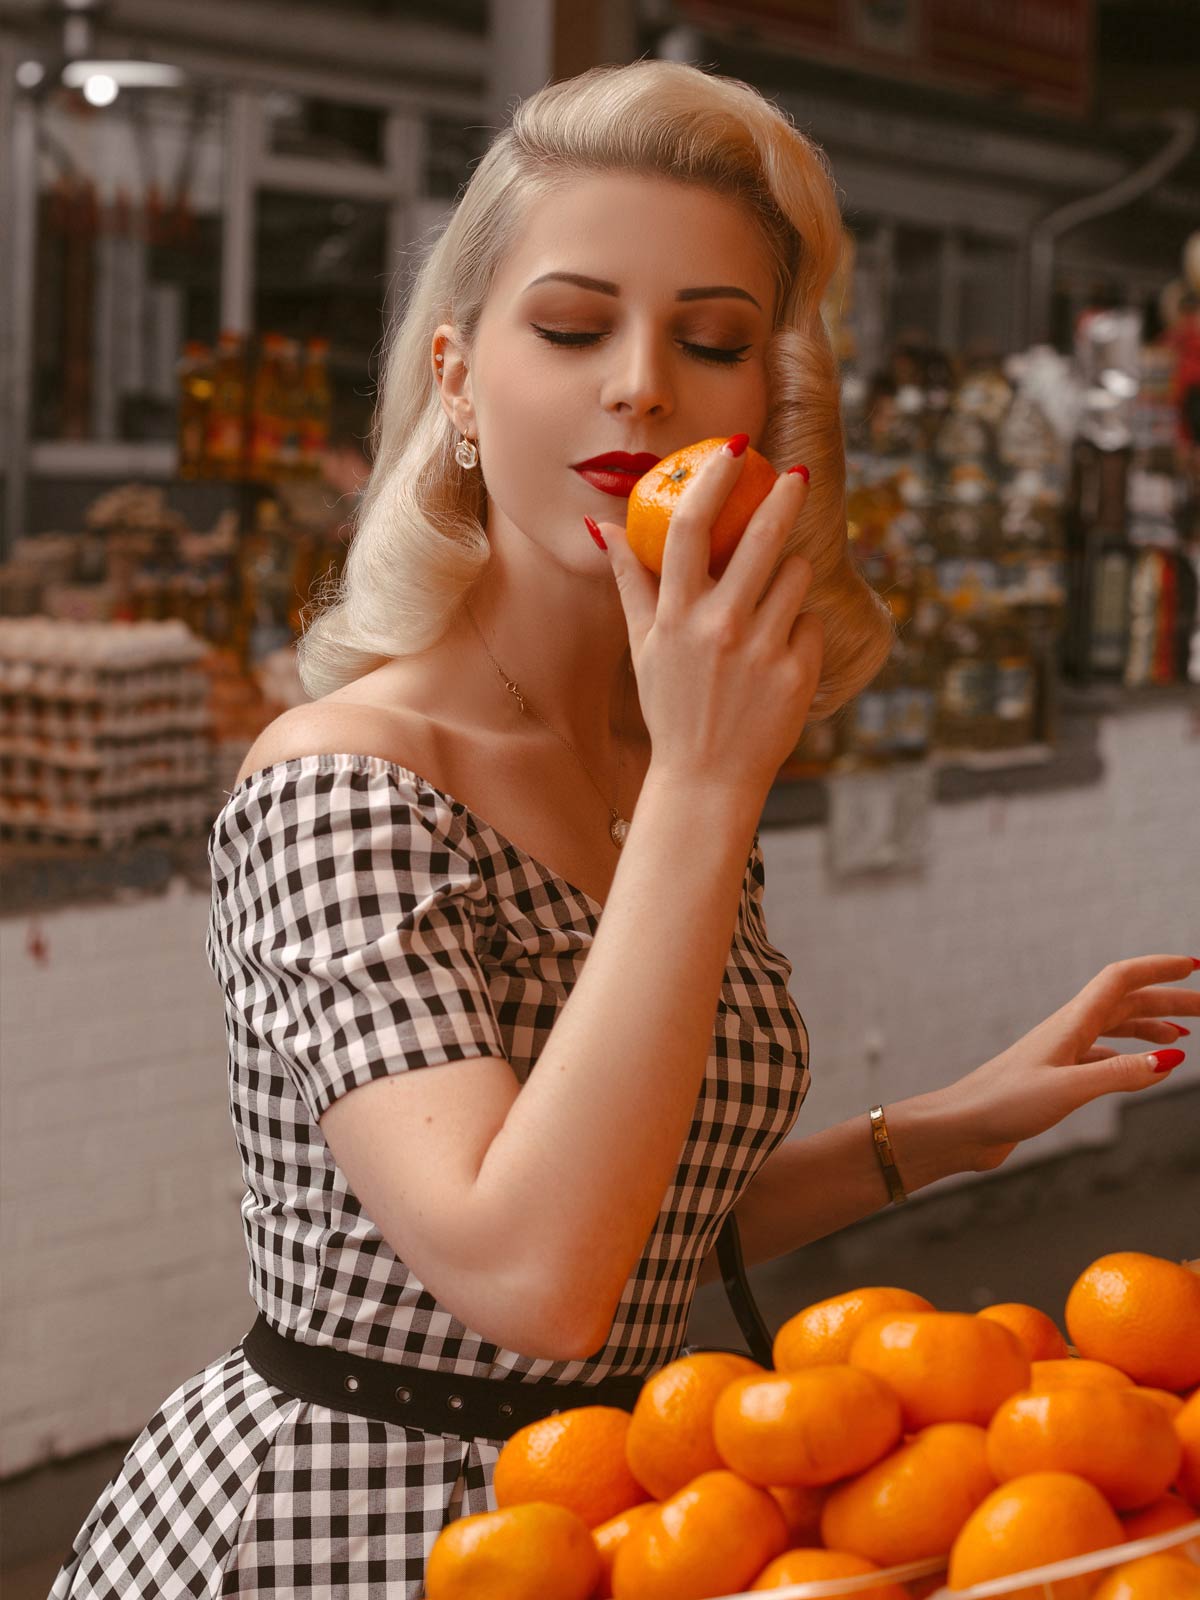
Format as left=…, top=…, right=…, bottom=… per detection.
left=207, top=756, right=507, bottom=1124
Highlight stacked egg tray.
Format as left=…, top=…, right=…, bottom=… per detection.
left=0, top=618, right=216, bottom=848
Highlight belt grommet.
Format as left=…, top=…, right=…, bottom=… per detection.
left=395, top=1387, right=412, bottom=1404
left=344, top=1376, right=360, bottom=1394
left=448, top=1394, right=465, bottom=1411
left=498, top=1401, right=513, bottom=1417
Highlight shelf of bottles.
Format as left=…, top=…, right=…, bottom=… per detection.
left=177, top=330, right=333, bottom=484
left=779, top=350, right=1198, bottom=785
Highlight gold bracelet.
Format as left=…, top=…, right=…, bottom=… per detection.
left=869, top=1104, right=909, bottom=1206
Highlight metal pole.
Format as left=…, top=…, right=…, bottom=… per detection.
left=1025, top=109, right=1197, bottom=347
left=220, top=88, right=258, bottom=334
left=4, top=90, right=37, bottom=554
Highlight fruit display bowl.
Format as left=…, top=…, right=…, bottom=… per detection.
left=706, top=1552, right=949, bottom=1600
left=708, top=1520, right=1200, bottom=1600
left=925, top=1520, right=1200, bottom=1600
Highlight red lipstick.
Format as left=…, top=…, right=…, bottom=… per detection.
left=572, top=450, right=661, bottom=500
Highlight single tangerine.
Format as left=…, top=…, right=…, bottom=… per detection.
left=592, top=1502, right=659, bottom=1600
left=985, top=1387, right=1184, bottom=1512
left=773, top=1286, right=935, bottom=1371
left=610, top=1468, right=789, bottom=1600
left=1121, top=1493, right=1199, bottom=1540
left=625, top=437, right=779, bottom=579
left=624, top=1350, right=763, bottom=1501
left=424, top=1500, right=601, bottom=1600
left=1176, top=1389, right=1200, bottom=1506
left=819, top=1422, right=997, bottom=1566
left=1137, top=1388, right=1188, bottom=1420
left=977, top=1303, right=1071, bottom=1363
left=947, top=1471, right=1125, bottom=1599
left=1090, top=1554, right=1200, bottom=1600
left=751, top=1548, right=911, bottom=1598
left=492, top=1406, right=649, bottom=1529
left=1030, top=1357, right=1135, bottom=1391
left=1066, top=1253, right=1200, bottom=1392
left=712, top=1364, right=903, bottom=1488
left=848, top=1311, right=1031, bottom=1430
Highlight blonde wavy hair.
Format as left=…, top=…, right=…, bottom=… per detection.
left=296, top=58, right=896, bottom=721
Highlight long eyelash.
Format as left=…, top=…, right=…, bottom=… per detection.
left=530, top=325, right=752, bottom=366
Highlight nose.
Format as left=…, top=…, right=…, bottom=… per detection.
left=601, top=325, right=674, bottom=419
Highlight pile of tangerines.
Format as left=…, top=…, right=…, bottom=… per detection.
left=424, top=1250, right=1200, bottom=1600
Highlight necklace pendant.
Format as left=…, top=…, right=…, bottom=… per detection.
left=610, top=813, right=630, bottom=848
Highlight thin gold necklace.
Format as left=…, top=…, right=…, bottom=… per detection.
left=464, top=602, right=632, bottom=849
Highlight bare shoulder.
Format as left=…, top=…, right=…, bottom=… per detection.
left=234, top=692, right=429, bottom=791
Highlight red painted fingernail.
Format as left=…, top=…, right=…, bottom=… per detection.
left=1170, top=1024, right=1191, bottom=1036
left=723, top=432, right=750, bottom=457
left=1192, top=958, right=1200, bottom=969
left=584, top=515, right=606, bottom=551
left=1149, top=1049, right=1186, bottom=1071
left=786, top=464, right=810, bottom=482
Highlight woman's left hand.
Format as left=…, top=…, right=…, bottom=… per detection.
left=933, top=953, right=1198, bottom=1173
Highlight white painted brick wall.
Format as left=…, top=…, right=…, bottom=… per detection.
left=1, top=701, right=1197, bottom=1478
left=760, top=702, right=1200, bottom=1174
left=0, top=882, right=250, bottom=1480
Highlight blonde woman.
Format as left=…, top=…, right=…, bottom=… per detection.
left=52, top=60, right=1195, bottom=1600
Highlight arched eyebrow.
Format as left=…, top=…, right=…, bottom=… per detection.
left=524, top=271, right=762, bottom=312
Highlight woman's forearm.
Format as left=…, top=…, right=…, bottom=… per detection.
left=699, top=1091, right=972, bottom=1284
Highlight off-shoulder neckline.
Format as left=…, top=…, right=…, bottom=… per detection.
left=219, top=752, right=759, bottom=923
left=219, top=751, right=620, bottom=916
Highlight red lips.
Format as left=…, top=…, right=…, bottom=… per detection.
left=573, top=451, right=661, bottom=474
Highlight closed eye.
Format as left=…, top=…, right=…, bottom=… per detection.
left=530, top=325, right=752, bottom=367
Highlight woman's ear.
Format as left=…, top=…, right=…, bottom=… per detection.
left=432, top=324, right=475, bottom=437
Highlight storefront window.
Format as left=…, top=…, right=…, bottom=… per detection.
left=263, top=92, right=386, bottom=166
left=30, top=81, right=224, bottom=444
left=253, top=189, right=390, bottom=444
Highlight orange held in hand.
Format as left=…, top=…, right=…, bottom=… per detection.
left=625, top=436, right=778, bottom=578
left=610, top=1468, right=788, bottom=1600
left=492, top=1406, right=649, bottom=1529
left=1065, top=1253, right=1200, bottom=1392
left=424, top=1501, right=600, bottom=1600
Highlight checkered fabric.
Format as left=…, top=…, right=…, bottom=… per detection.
left=51, top=753, right=810, bottom=1599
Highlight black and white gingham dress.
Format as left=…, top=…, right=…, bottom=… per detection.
left=51, top=752, right=810, bottom=1599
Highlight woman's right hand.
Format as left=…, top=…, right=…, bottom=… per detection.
left=592, top=436, right=825, bottom=800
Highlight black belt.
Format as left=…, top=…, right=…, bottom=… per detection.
left=240, top=1213, right=773, bottom=1443
left=241, top=1313, right=647, bottom=1442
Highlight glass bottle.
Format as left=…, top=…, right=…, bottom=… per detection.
left=248, top=334, right=286, bottom=481
left=934, top=595, right=992, bottom=752
left=299, top=337, right=333, bottom=478
left=177, top=341, right=213, bottom=480
left=204, top=331, right=248, bottom=481
left=275, top=338, right=304, bottom=480
left=988, top=597, right=1038, bottom=750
